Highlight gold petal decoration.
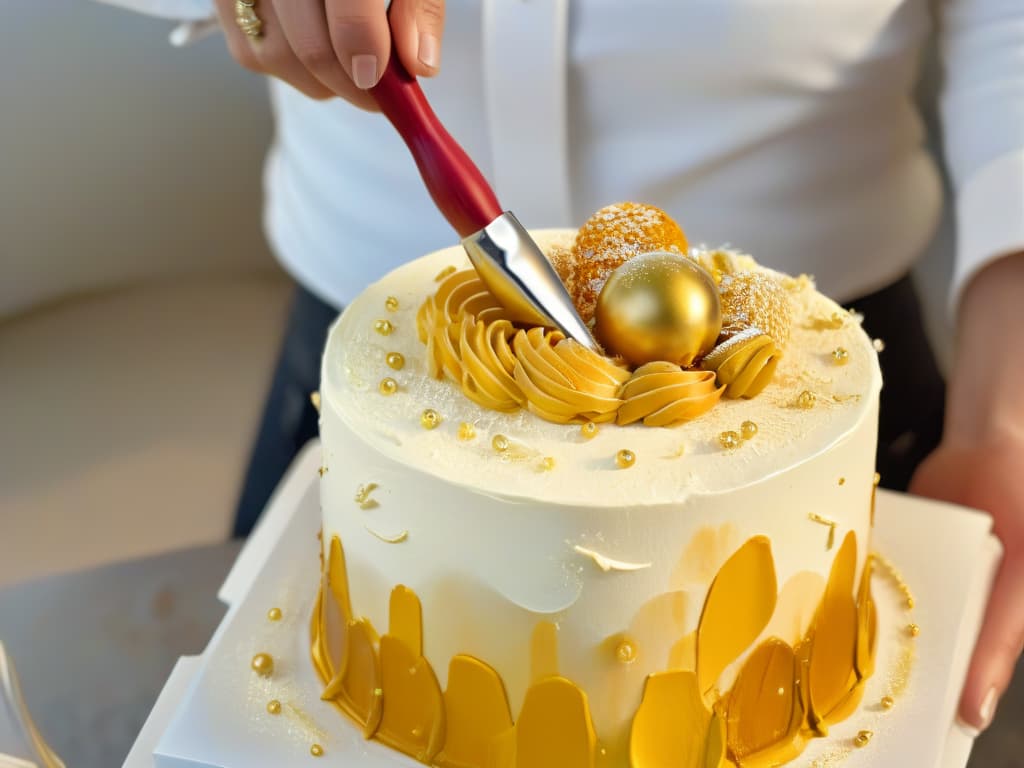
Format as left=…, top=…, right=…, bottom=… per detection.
left=807, top=531, right=859, bottom=732
left=515, top=677, right=598, bottom=768
left=724, top=638, right=807, bottom=767
left=329, top=618, right=383, bottom=738
left=437, top=655, right=514, bottom=768
left=617, top=362, right=724, bottom=426
left=629, top=670, right=726, bottom=768
left=696, top=536, right=778, bottom=696
left=855, top=556, right=878, bottom=683
left=701, top=329, right=782, bottom=399
left=378, top=587, right=446, bottom=761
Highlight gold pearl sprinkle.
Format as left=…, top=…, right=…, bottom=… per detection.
left=266, top=699, right=282, bottom=715
left=580, top=422, right=599, bottom=440
left=435, top=265, right=457, bottom=281
left=374, top=319, right=394, bottom=336
left=873, top=471, right=882, bottom=486
left=267, top=607, right=282, bottom=622
left=854, top=730, right=873, bottom=748
left=379, top=377, right=398, bottom=396
left=796, top=390, right=817, bottom=409
left=832, top=347, right=850, bottom=365
left=458, top=422, right=477, bottom=441
left=309, top=391, right=321, bottom=412
left=873, top=338, right=887, bottom=352
left=740, top=421, right=758, bottom=440
left=616, top=449, right=636, bottom=469
left=384, top=295, right=399, bottom=312
left=310, top=744, right=324, bottom=757
left=492, top=434, right=510, bottom=453
left=250, top=653, right=274, bottom=677
left=881, top=695, right=895, bottom=710
left=539, top=456, right=556, bottom=472
left=839, top=477, right=846, bottom=486
left=420, top=409, right=442, bottom=430
left=908, top=623, right=920, bottom=637
left=906, top=596, right=915, bottom=609
left=719, top=431, right=742, bottom=450
left=615, top=640, right=637, bottom=664
left=385, top=352, right=405, bottom=370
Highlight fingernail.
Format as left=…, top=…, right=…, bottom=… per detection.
left=955, top=717, right=981, bottom=739
left=978, top=686, right=998, bottom=730
left=351, top=54, right=379, bottom=89
left=418, top=33, right=440, bottom=70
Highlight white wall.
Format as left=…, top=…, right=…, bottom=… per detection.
left=0, top=0, right=278, bottom=318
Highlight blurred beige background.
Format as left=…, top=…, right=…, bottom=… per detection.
left=0, top=1, right=956, bottom=589
left=0, top=1, right=292, bottom=587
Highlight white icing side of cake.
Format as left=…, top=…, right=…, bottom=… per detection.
left=318, top=231, right=881, bottom=761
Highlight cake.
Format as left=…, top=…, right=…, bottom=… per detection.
left=311, top=205, right=883, bottom=767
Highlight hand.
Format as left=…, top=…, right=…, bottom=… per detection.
left=911, top=437, right=1024, bottom=730
left=910, top=251, right=1024, bottom=732
left=212, top=0, right=445, bottom=109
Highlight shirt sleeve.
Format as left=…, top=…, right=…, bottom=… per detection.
left=93, top=0, right=214, bottom=22
left=942, top=0, right=1024, bottom=314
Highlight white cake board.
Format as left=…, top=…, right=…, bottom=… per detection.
left=124, top=440, right=1002, bottom=768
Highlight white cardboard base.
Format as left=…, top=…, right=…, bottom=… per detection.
left=124, top=440, right=1002, bottom=768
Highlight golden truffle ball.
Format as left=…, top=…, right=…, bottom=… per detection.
left=719, top=271, right=793, bottom=346
left=595, top=252, right=721, bottom=367
left=568, top=202, right=689, bottom=322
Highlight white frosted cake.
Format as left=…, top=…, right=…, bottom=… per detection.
left=312, top=205, right=883, bottom=767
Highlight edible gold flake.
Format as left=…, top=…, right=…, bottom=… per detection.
left=873, top=472, right=882, bottom=486
left=740, top=421, right=758, bottom=440
left=580, top=421, right=599, bottom=439
left=615, top=640, right=638, bottom=664
left=873, top=338, right=886, bottom=352
left=808, top=513, right=837, bottom=551
left=805, top=312, right=845, bottom=330
left=420, top=408, right=442, bottom=429
left=267, top=699, right=282, bottom=715
left=663, top=444, right=687, bottom=459
left=385, top=352, right=405, bottom=370
left=796, top=390, right=817, bottom=409
left=492, top=434, right=510, bottom=453
left=616, top=449, right=636, bottom=468
left=831, top=347, right=849, bottom=365
left=538, top=456, right=556, bottom=472
left=365, top=526, right=409, bottom=544
left=435, top=265, right=457, bottom=281
left=354, top=483, right=379, bottom=510
left=838, top=477, right=846, bottom=486
left=573, top=544, right=651, bottom=572
left=379, top=377, right=398, bottom=395
left=251, top=652, right=274, bottom=677
left=457, top=422, right=476, bottom=441
left=853, top=730, right=873, bottom=748
left=881, top=695, right=895, bottom=710
left=310, top=391, right=321, bottom=412
left=374, top=319, right=394, bottom=336
left=318, top=466, right=327, bottom=477
left=267, top=607, right=282, bottom=621
left=310, top=743, right=324, bottom=757
left=384, top=296, right=399, bottom=312
left=908, top=623, right=920, bottom=637
left=718, top=431, right=741, bottom=450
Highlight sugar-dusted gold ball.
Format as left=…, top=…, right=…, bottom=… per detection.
left=595, top=252, right=721, bottom=367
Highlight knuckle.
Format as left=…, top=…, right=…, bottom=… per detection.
left=329, top=11, right=377, bottom=32
left=419, top=0, right=444, bottom=24
left=295, top=40, right=338, bottom=72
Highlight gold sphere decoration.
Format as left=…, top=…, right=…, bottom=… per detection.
left=250, top=652, right=274, bottom=677
left=595, top=252, right=721, bottom=367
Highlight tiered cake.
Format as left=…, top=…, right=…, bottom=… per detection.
left=313, top=204, right=882, bottom=767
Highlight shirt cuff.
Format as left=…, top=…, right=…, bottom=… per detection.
left=951, top=150, right=1024, bottom=317
left=93, top=0, right=215, bottom=22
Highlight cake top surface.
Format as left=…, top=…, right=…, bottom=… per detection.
left=322, top=229, right=881, bottom=507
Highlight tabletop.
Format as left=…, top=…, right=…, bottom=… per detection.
left=0, top=543, right=1020, bottom=768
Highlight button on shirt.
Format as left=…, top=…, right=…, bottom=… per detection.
left=101, top=0, right=1024, bottom=313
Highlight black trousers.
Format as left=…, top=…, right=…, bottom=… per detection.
left=232, top=276, right=946, bottom=537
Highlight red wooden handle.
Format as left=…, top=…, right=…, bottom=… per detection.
left=370, top=50, right=502, bottom=238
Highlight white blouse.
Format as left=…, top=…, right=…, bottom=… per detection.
left=103, top=0, right=1024, bottom=313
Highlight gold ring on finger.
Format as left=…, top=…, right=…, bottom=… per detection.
left=235, top=0, right=263, bottom=39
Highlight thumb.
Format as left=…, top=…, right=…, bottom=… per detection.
left=389, top=0, right=446, bottom=78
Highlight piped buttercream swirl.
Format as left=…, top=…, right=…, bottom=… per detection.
left=702, top=328, right=782, bottom=399
left=617, top=362, right=724, bottom=426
